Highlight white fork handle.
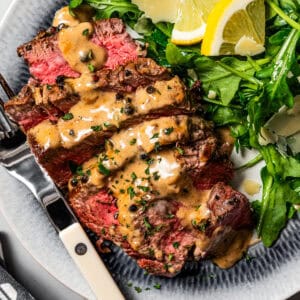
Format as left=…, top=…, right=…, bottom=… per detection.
left=59, top=223, right=125, bottom=300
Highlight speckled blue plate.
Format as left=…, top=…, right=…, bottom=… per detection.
left=0, top=1, right=299, bottom=299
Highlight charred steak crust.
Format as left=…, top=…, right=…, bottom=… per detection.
left=95, top=57, right=172, bottom=93
left=17, top=19, right=144, bottom=84
left=4, top=82, right=79, bottom=131
left=207, top=182, right=253, bottom=231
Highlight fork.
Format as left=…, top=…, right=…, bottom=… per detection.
left=0, top=74, right=125, bottom=300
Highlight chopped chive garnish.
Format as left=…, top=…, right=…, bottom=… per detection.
left=62, top=112, right=74, bottom=120
left=82, top=28, right=89, bottom=36
left=127, top=186, right=136, bottom=199
left=131, top=172, right=137, bottom=181
left=176, top=147, right=184, bottom=155
left=151, top=133, right=159, bottom=139
left=130, top=138, right=137, bottom=145
left=143, top=217, right=152, bottom=230
left=91, top=125, right=103, bottom=132
left=134, top=286, right=142, bottom=293
left=98, top=162, right=110, bottom=176
left=163, top=127, right=174, bottom=135
left=138, top=186, right=150, bottom=192
left=88, top=63, right=95, bottom=72
left=173, top=242, right=180, bottom=249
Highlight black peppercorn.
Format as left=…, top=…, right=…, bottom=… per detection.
left=56, top=75, right=65, bottom=88
left=124, top=104, right=135, bottom=115
left=57, top=23, right=68, bottom=31
left=25, top=44, right=32, bottom=51
left=140, top=153, right=149, bottom=160
left=114, top=212, right=119, bottom=219
left=70, top=178, right=78, bottom=187
left=129, top=204, right=138, bottom=212
left=146, top=86, right=156, bottom=94
left=125, top=69, right=132, bottom=77
left=81, top=174, right=89, bottom=183
left=115, top=92, right=124, bottom=100
left=69, top=129, right=75, bottom=136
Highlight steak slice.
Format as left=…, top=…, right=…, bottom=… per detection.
left=69, top=149, right=252, bottom=277
left=68, top=115, right=214, bottom=191
left=27, top=76, right=193, bottom=188
left=17, top=18, right=143, bottom=84
left=68, top=117, right=246, bottom=277
left=5, top=58, right=170, bottom=131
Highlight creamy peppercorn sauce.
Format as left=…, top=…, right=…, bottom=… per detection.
left=35, top=6, right=254, bottom=270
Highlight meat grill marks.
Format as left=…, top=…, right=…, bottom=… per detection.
left=4, top=58, right=170, bottom=132
left=17, top=18, right=144, bottom=84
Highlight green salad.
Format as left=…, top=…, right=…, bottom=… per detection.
left=69, top=0, right=300, bottom=247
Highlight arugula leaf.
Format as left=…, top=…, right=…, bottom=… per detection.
left=143, top=27, right=170, bottom=66
left=85, top=0, right=142, bottom=24
left=258, top=167, right=300, bottom=246
left=69, top=0, right=83, bottom=8
left=194, top=56, right=257, bottom=105
left=165, top=43, right=196, bottom=67
left=266, top=28, right=300, bottom=109
left=260, top=145, right=300, bottom=179
left=207, top=106, right=244, bottom=126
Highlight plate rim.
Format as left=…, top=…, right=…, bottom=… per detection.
left=0, top=1, right=299, bottom=299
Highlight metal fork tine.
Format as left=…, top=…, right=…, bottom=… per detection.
left=0, top=75, right=18, bottom=139
left=0, top=73, right=15, bottom=99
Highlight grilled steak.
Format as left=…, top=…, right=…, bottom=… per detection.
left=69, top=143, right=251, bottom=277
left=17, top=18, right=144, bottom=84
left=26, top=75, right=195, bottom=187
left=5, top=58, right=171, bottom=132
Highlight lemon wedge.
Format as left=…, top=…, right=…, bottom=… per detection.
left=201, top=0, right=265, bottom=56
left=171, top=0, right=220, bottom=45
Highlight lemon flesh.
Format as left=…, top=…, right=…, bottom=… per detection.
left=171, top=0, right=220, bottom=45
left=201, top=0, right=265, bottom=56
left=132, top=0, right=180, bottom=23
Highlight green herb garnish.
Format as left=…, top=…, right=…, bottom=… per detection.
left=62, top=113, right=74, bottom=121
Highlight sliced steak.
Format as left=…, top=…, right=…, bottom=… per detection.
left=17, top=19, right=143, bottom=84
left=5, top=58, right=170, bottom=131
left=68, top=115, right=214, bottom=192
left=68, top=116, right=249, bottom=277
left=69, top=148, right=252, bottom=277
left=27, top=76, right=193, bottom=188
